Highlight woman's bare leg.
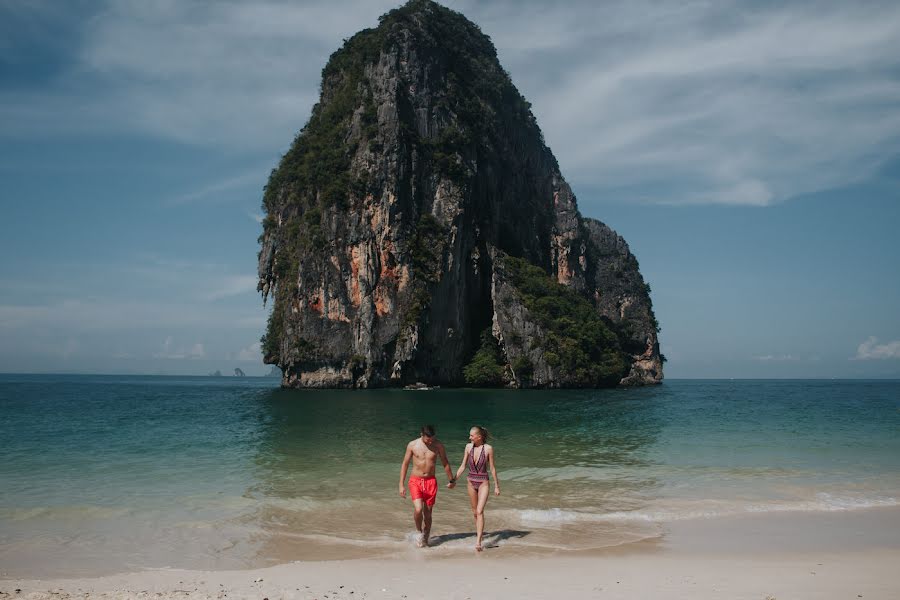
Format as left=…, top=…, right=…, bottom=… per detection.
left=467, top=481, right=479, bottom=546
left=475, top=482, right=490, bottom=551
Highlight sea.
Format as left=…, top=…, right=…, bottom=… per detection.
left=1, top=375, right=898, bottom=577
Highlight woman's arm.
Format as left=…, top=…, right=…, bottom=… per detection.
left=455, top=443, right=471, bottom=481
left=488, top=445, right=500, bottom=495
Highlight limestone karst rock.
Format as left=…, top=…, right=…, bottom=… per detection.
left=257, top=0, right=662, bottom=388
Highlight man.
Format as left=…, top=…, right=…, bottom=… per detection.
left=399, top=424, right=456, bottom=547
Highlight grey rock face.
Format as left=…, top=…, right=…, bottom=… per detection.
left=488, top=250, right=558, bottom=387
left=257, top=1, right=662, bottom=388
left=583, top=219, right=662, bottom=385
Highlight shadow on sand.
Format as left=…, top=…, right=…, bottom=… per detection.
left=428, top=529, right=531, bottom=548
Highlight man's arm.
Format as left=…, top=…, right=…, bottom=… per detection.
left=399, top=443, right=412, bottom=497
left=438, top=443, right=456, bottom=488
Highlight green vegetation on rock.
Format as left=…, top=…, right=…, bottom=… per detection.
left=260, top=309, right=284, bottom=361
left=403, top=213, right=446, bottom=328
left=463, top=329, right=506, bottom=387
left=504, top=256, right=628, bottom=386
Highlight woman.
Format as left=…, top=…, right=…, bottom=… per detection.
left=453, top=425, right=500, bottom=551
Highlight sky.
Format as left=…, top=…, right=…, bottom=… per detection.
left=1, top=0, right=899, bottom=378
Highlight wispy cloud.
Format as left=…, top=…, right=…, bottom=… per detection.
left=853, top=337, right=900, bottom=360
left=171, top=170, right=266, bottom=204
left=2, top=0, right=899, bottom=206
left=753, top=354, right=798, bottom=362
left=0, top=250, right=268, bottom=367
left=0, top=0, right=392, bottom=147
left=237, top=341, right=262, bottom=362
left=205, top=275, right=260, bottom=302
left=112, top=255, right=261, bottom=304
left=507, top=0, right=900, bottom=205
left=0, top=299, right=263, bottom=333
left=153, top=336, right=206, bottom=360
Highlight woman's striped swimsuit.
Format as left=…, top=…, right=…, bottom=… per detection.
left=467, top=445, right=489, bottom=490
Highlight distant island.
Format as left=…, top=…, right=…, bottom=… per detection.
left=257, top=0, right=661, bottom=389
left=207, top=368, right=259, bottom=377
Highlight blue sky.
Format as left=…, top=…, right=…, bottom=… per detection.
left=1, top=0, right=899, bottom=378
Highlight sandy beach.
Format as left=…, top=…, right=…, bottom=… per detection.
left=7, top=507, right=899, bottom=600
left=6, top=548, right=899, bottom=600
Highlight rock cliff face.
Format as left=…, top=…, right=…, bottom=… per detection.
left=257, top=0, right=662, bottom=388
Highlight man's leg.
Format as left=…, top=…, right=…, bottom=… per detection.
left=422, top=504, right=433, bottom=546
left=412, top=498, right=425, bottom=540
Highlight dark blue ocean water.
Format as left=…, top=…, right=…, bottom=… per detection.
left=1, top=375, right=898, bottom=576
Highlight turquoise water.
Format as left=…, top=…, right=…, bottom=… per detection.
left=1, top=375, right=898, bottom=576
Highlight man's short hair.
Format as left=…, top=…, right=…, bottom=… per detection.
left=421, top=424, right=436, bottom=437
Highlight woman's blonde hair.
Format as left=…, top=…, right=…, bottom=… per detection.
left=471, top=425, right=490, bottom=442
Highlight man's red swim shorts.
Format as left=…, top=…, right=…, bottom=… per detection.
left=408, top=475, right=437, bottom=507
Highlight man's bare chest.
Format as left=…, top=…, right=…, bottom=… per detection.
left=412, top=446, right=437, bottom=462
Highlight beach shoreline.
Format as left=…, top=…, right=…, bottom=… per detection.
left=6, top=507, right=900, bottom=599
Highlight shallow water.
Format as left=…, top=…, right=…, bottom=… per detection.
left=1, top=376, right=898, bottom=576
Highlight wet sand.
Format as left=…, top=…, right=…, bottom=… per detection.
left=5, top=507, right=899, bottom=599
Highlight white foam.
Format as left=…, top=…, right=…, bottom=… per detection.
left=285, top=531, right=407, bottom=548
left=507, top=493, right=900, bottom=525
left=602, top=494, right=900, bottom=523
left=515, top=508, right=584, bottom=523
left=500, top=466, right=639, bottom=483
left=261, top=496, right=364, bottom=512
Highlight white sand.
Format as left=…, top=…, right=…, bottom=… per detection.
left=6, top=508, right=900, bottom=599
left=4, top=549, right=899, bottom=600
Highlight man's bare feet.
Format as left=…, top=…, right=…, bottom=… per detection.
left=416, top=533, right=426, bottom=548
left=475, top=542, right=483, bottom=552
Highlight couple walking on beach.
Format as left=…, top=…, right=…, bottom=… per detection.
left=399, top=424, right=500, bottom=552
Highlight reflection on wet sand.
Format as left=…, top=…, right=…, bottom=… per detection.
left=244, top=387, right=666, bottom=561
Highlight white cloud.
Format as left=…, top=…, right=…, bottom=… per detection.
left=234, top=315, right=267, bottom=329
left=153, top=337, right=206, bottom=360
left=205, top=275, right=260, bottom=302
left=753, top=354, right=798, bottom=362
left=0, top=251, right=269, bottom=369
left=512, top=1, right=900, bottom=205
left=853, top=337, right=900, bottom=360
left=171, top=170, right=266, bottom=204
left=237, top=341, right=262, bottom=362
left=0, top=299, right=262, bottom=333
left=103, top=255, right=261, bottom=304
left=3, top=0, right=900, bottom=206
left=154, top=336, right=174, bottom=358
left=0, top=0, right=393, bottom=147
